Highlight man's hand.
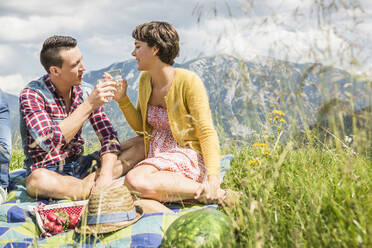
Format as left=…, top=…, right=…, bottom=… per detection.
left=85, top=81, right=117, bottom=110
left=95, top=172, right=113, bottom=187
left=194, top=175, right=221, bottom=204
left=95, top=153, right=117, bottom=187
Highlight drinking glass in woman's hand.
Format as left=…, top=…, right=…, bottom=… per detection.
left=103, top=70, right=129, bottom=102
left=106, top=69, right=123, bottom=89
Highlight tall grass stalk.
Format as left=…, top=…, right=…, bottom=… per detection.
left=222, top=145, right=372, bottom=247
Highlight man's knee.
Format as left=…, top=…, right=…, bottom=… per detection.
left=26, top=169, right=51, bottom=196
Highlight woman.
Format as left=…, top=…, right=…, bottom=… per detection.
left=113, top=21, right=234, bottom=204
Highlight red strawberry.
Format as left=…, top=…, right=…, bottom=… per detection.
left=53, top=224, right=63, bottom=233
left=46, top=212, right=58, bottom=222
left=69, top=214, right=79, bottom=228
left=45, top=221, right=55, bottom=231
left=56, top=216, right=66, bottom=225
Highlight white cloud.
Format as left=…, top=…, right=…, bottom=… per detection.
left=0, top=74, right=28, bottom=95
left=178, top=0, right=372, bottom=73
left=0, top=45, right=17, bottom=70
left=84, top=36, right=130, bottom=57
left=81, top=35, right=133, bottom=70
left=0, top=15, right=87, bottom=42
left=0, top=0, right=371, bottom=95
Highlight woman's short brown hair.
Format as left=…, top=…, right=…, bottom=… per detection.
left=132, top=21, right=179, bottom=65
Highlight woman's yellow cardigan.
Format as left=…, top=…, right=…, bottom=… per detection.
left=117, top=68, right=220, bottom=177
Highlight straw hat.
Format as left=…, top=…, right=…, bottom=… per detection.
left=75, top=183, right=143, bottom=234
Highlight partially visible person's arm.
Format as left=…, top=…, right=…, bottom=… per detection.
left=0, top=93, right=11, bottom=163
left=0, top=92, right=11, bottom=189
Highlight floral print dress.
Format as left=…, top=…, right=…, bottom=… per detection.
left=136, top=104, right=206, bottom=183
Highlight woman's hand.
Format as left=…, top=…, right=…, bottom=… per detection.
left=103, top=73, right=128, bottom=101
left=113, top=79, right=128, bottom=101
left=194, top=175, right=221, bottom=204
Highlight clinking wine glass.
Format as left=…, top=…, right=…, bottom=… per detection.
left=106, top=69, right=123, bottom=91
left=97, top=69, right=122, bottom=101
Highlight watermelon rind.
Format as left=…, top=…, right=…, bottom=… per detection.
left=161, top=208, right=236, bottom=248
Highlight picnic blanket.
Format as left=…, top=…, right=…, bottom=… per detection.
left=0, top=155, right=233, bottom=248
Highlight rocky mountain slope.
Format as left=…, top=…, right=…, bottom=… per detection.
left=7, top=54, right=372, bottom=147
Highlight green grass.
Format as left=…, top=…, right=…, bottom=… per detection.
left=10, top=150, right=26, bottom=171
left=221, top=145, right=372, bottom=247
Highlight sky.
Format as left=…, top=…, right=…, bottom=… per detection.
left=0, top=0, right=371, bottom=95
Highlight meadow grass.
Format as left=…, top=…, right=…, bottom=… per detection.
left=222, top=144, right=372, bottom=247
left=10, top=150, right=26, bottom=171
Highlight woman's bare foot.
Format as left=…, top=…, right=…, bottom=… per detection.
left=218, top=189, right=241, bottom=206
left=134, top=199, right=174, bottom=214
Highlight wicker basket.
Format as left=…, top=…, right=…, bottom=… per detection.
left=34, top=200, right=88, bottom=234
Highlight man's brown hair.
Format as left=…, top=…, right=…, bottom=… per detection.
left=132, top=21, right=179, bottom=65
left=40, top=35, right=77, bottom=73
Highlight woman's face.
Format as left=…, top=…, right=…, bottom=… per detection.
left=131, top=40, right=157, bottom=71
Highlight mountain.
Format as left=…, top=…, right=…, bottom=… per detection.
left=6, top=54, right=372, bottom=149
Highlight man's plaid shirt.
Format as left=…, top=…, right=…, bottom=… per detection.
left=20, top=75, right=120, bottom=171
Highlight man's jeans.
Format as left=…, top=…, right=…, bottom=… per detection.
left=0, top=92, right=11, bottom=189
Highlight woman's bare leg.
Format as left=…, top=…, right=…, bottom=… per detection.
left=125, top=165, right=224, bottom=202
left=111, top=175, right=173, bottom=214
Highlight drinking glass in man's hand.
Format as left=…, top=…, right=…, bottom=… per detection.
left=97, top=79, right=116, bottom=101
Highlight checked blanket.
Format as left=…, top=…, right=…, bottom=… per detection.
left=0, top=155, right=233, bottom=248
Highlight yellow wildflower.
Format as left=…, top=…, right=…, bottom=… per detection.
left=252, top=143, right=269, bottom=149
left=264, top=151, right=270, bottom=156
left=277, top=110, right=285, bottom=116
left=280, top=118, right=286, bottom=123
left=272, top=109, right=285, bottom=116
left=268, top=118, right=273, bottom=122
left=248, top=159, right=260, bottom=165
left=274, top=115, right=279, bottom=120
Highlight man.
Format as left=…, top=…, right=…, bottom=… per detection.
left=20, top=35, right=143, bottom=200
left=0, top=90, right=11, bottom=203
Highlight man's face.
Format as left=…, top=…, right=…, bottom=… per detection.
left=58, top=46, right=86, bottom=86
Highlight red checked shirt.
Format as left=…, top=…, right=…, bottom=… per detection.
left=20, top=75, right=121, bottom=171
